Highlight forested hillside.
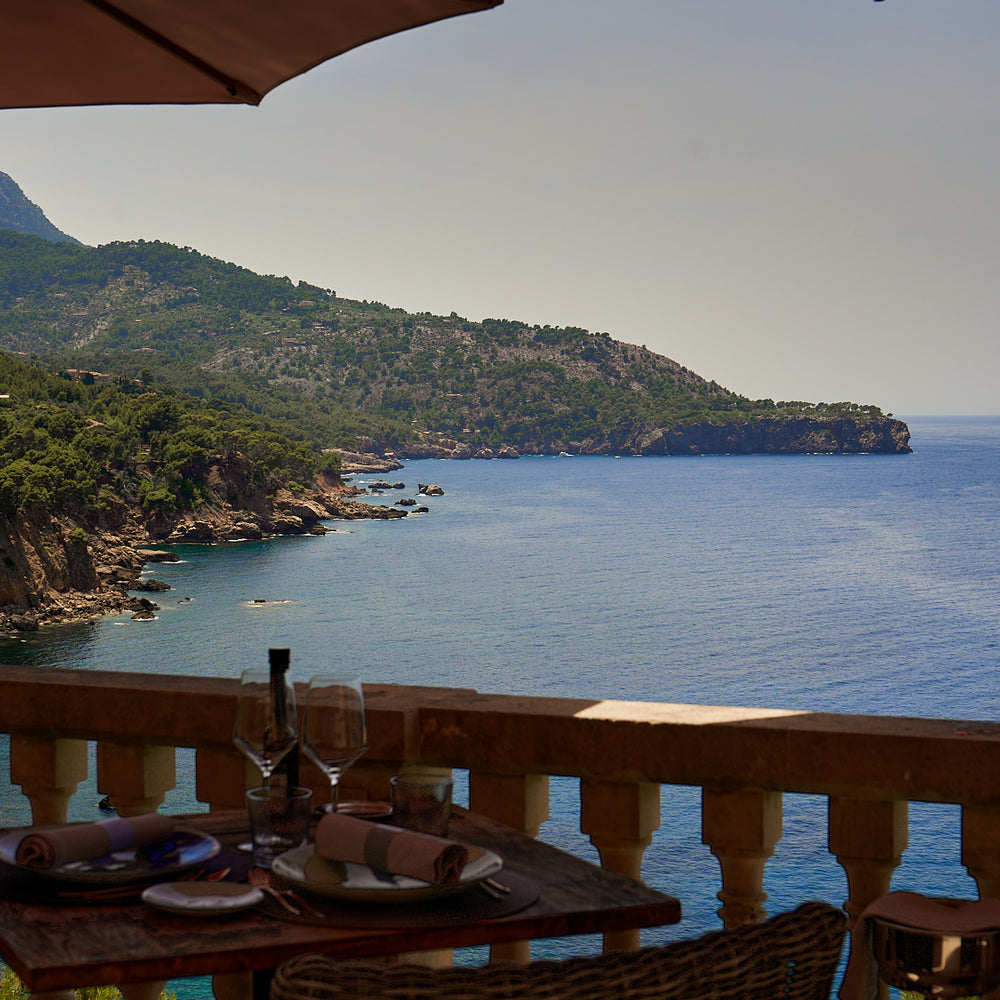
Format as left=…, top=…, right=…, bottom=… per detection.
left=0, top=231, right=911, bottom=458
left=0, top=350, right=339, bottom=518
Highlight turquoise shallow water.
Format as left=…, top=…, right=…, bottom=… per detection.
left=1, top=414, right=998, bottom=983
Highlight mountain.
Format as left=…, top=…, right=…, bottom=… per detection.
left=0, top=172, right=82, bottom=245
left=0, top=230, right=910, bottom=459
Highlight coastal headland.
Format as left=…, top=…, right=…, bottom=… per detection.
left=390, top=414, right=911, bottom=459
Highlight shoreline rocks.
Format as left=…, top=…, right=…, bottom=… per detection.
left=333, top=450, right=404, bottom=473
left=0, top=470, right=412, bottom=633
left=0, top=410, right=911, bottom=634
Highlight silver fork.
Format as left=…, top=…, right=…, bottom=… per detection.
left=261, top=869, right=326, bottom=919
left=248, top=867, right=301, bottom=915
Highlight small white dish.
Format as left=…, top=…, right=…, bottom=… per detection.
left=141, top=881, right=263, bottom=915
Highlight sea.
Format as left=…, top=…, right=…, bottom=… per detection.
left=1, top=414, right=998, bottom=985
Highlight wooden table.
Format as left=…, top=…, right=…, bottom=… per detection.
left=0, top=809, right=681, bottom=997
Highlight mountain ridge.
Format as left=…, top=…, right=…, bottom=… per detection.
left=0, top=172, right=82, bottom=246
left=0, top=229, right=911, bottom=459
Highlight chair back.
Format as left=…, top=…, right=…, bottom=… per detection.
left=271, top=900, right=847, bottom=1000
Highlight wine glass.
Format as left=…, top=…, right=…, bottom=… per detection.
left=301, top=675, right=368, bottom=812
left=232, top=668, right=298, bottom=782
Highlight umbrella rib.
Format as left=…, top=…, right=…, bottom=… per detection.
left=80, top=0, right=264, bottom=104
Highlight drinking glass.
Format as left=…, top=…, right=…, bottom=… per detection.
left=301, top=675, right=368, bottom=811
left=232, top=668, right=298, bottom=782
left=390, top=770, right=453, bottom=836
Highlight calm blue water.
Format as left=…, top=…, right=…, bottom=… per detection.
left=1, top=415, right=998, bottom=979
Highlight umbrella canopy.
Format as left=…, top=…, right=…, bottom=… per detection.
left=1, top=0, right=503, bottom=109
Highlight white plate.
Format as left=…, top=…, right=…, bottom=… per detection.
left=142, top=881, right=263, bottom=916
left=272, top=844, right=503, bottom=904
left=0, top=827, right=222, bottom=885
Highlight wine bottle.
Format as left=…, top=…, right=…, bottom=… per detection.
left=268, top=647, right=299, bottom=789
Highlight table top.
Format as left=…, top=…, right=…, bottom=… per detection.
left=0, top=808, right=681, bottom=992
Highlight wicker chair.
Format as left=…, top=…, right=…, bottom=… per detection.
left=270, top=900, right=847, bottom=1000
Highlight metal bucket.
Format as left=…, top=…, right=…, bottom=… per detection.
left=871, top=916, right=1000, bottom=998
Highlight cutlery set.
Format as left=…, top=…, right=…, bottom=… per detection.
left=252, top=865, right=511, bottom=913
left=249, top=867, right=325, bottom=918
left=55, top=866, right=231, bottom=903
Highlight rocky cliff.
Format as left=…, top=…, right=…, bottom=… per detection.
left=632, top=415, right=912, bottom=456
left=0, top=458, right=408, bottom=632
left=391, top=415, right=911, bottom=459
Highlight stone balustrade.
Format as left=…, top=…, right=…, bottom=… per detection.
left=2, top=664, right=1000, bottom=994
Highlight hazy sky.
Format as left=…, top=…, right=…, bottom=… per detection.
left=3, top=1, right=998, bottom=416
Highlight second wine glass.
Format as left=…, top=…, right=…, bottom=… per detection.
left=301, top=675, right=368, bottom=812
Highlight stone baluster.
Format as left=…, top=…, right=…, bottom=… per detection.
left=828, top=796, right=908, bottom=926
left=829, top=796, right=907, bottom=1000
left=196, top=745, right=258, bottom=810
left=962, top=804, right=1000, bottom=898
left=118, top=982, right=168, bottom=1000
left=470, top=771, right=550, bottom=964
left=580, top=778, right=660, bottom=952
left=702, top=787, right=782, bottom=928
left=96, top=742, right=175, bottom=815
left=469, top=771, right=549, bottom=838
left=10, top=735, right=88, bottom=824
left=212, top=971, right=253, bottom=1000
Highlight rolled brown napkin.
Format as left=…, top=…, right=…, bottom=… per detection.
left=15, top=813, right=176, bottom=870
left=314, top=812, right=470, bottom=884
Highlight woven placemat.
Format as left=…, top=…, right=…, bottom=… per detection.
left=259, top=870, right=539, bottom=928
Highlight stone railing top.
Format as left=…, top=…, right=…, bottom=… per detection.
left=1, top=665, right=998, bottom=806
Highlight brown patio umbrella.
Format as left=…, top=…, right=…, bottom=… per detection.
left=1, top=0, right=503, bottom=109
